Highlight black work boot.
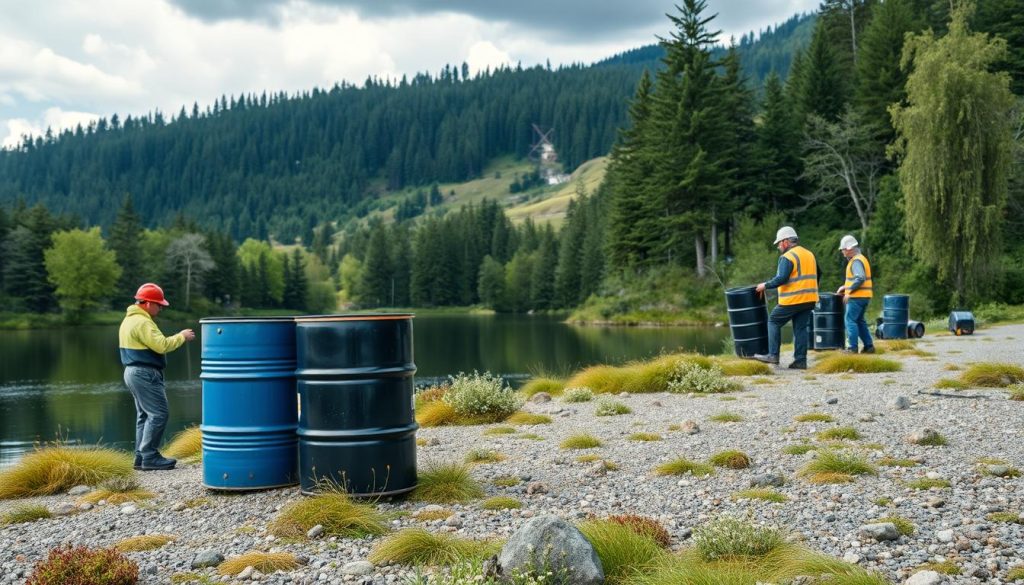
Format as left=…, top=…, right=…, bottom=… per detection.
left=860, top=346, right=876, bottom=354
left=141, top=453, right=177, bottom=471
left=788, top=360, right=808, bottom=370
left=133, top=453, right=143, bottom=470
left=751, top=354, right=780, bottom=365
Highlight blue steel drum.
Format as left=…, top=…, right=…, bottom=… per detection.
left=295, top=314, right=417, bottom=497
left=200, top=317, right=298, bottom=490
left=882, top=294, right=910, bottom=340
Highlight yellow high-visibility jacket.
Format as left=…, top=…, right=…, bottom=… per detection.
left=844, top=254, right=873, bottom=298
left=778, top=246, right=819, bottom=305
left=118, top=304, right=185, bottom=370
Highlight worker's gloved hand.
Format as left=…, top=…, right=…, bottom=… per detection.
left=180, top=329, right=196, bottom=341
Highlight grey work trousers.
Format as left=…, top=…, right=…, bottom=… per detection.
left=123, top=366, right=169, bottom=461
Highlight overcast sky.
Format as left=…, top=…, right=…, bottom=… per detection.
left=0, top=0, right=818, bottom=149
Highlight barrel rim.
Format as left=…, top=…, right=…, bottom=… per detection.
left=724, top=285, right=758, bottom=294
left=200, top=316, right=298, bottom=323
left=295, top=313, right=414, bottom=322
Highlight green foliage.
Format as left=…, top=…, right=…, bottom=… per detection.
left=709, top=450, right=751, bottom=469
left=654, top=458, right=714, bottom=477
left=443, top=372, right=522, bottom=421
left=0, top=446, right=134, bottom=499
left=561, top=387, right=594, bottom=402
left=817, top=426, right=861, bottom=441
left=795, top=412, right=834, bottom=423
left=268, top=491, right=388, bottom=538
left=26, top=545, right=138, bottom=585
left=692, top=516, right=786, bottom=561
left=577, top=519, right=668, bottom=583
left=798, top=450, right=877, bottom=480
left=891, top=3, right=1016, bottom=303
left=2, top=504, right=52, bottom=524
left=709, top=412, right=743, bottom=423
left=668, top=362, right=741, bottom=394
left=559, top=434, right=602, bottom=450
left=480, top=496, right=521, bottom=510
left=368, top=528, right=501, bottom=565
left=870, top=516, right=915, bottom=536
left=43, top=228, right=121, bottom=316
left=733, top=489, right=788, bottom=503
left=594, top=399, right=632, bottom=416
left=812, top=354, right=901, bottom=373
left=218, top=552, right=300, bottom=576
left=606, top=514, right=673, bottom=548
left=959, top=362, right=1024, bottom=387
left=412, top=462, right=484, bottom=503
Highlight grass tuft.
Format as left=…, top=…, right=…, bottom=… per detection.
left=817, top=426, right=860, bottom=441
left=870, top=516, right=915, bottom=536
left=268, top=490, right=388, bottom=538
left=77, top=476, right=154, bottom=505
left=934, top=378, right=969, bottom=390
left=1007, top=383, right=1024, bottom=400
left=412, top=463, right=484, bottom=504
left=628, top=432, right=662, bottom=442
left=986, top=511, right=1023, bottom=524
left=714, top=359, right=773, bottom=376
left=794, top=412, right=834, bottom=423
left=709, top=411, right=743, bottom=423
left=492, top=475, right=519, bottom=487
left=812, top=354, right=901, bottom=374
left=709, top=450, right=751, bottom=469
left=562, top=387, right=594, bottom=402
left=368, top=528, right=501, bottom=565
left=464, top=449, right=506, bottom=464
left=916, top=561, right=961, bottom=575
left=416, top=401, right=459, bottom=427
left=1009, top=566, right=1024, bottom=581
left=692, top=516, right=786, bottom=561
left=654, top=458, right=714, bottom=477
left=578, top=519, right=669, bottom=582
left=905, top=477, right=950, bottom=490
left=163, top=426, right=202, bottom=461
left=606, top=514, right=673, bottom=548
left=415, top=508, right=453, bottom=522
left=0, top=446, right=133, bottom=499
left=804, top=472, right=854, bottom=484
left=959, top=362, right=1024, bottom=387
left=482, top=426, right=516, bottom=436
left=798, top=450, right=876, bottom=481
left=559, top=434, right=603, bottom=450
left=519, top=377, right=564, bottom=398
left=114, top=535, right=176, bottom=552
left=505, top=412, right=553, bottom=425
left=732, top=489, right=788, bottom=503
left=878, top=457, right=918, bottom=467
left=594, top=399, right=632, bottom=416
left=2, top=504, right=52, bottom=524
left=782, top=444, right=817, bottom=455
left=218, top=552, right=300, bottom=576
left=480, top=496, right=521, bottom=510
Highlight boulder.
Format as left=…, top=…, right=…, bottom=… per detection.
left=859, top=522, right=900, bottom=542
left=191, top=549, right=224, bottom=569
left=904, top=570, right=944, bottom=585
left=497, top=516, right=604, bottom=585
left=679, top=420, right=700, bottom=435
left=907, top=428, right=940, bottom=445
left=342, top=561, right=374, bottom=576
left=530, top=392, right=552, bottom=404
left=889, top=396, right=911, bottom=410
left=749, top=472, right=785, bottom=488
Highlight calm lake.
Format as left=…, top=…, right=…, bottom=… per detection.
left=0, top=314, right=730, bottom=466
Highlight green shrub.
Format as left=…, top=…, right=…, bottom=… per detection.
left=668, top=363, right=741, bottom=394
left=562, top=387, right=594, bottom=403
left=26, top=545, right=138, bottom=585
left=443, top=372, right=522, bottom=421
left=709, top=450, right=751, bottom=469
left=692, top=516, right=786, bottom=561
left=594, top=399, right=631, bottom=416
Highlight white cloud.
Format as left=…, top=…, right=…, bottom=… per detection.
left=2, top=107, right=101, bottom=148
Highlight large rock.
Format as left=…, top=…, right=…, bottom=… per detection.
left=859, top=522, right=900, bottom=542
left=907, top=428, right=941, bottom=445
left=497, top=515, right=604, bottom=585
left=904, top=570, right=944, bottom=585
left=889, top=396, right=911, bottom=410
left=191, top=549, right=224, bottom=569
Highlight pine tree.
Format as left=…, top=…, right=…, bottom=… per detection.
left=530, top=226, right=558, bottom=310
left=477, top=255, right=506, bottom=310
left=359, top=227, right=394, bottom=307
left=754, top=73, right=804, bottom=212
left=855, top=0, right=919, bottom=148
left=282, top=248, right=309, bottom=310
left=798, top=23, right=848, bottom=121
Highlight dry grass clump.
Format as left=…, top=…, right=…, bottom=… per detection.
left=732, top=489, right=788, bottom=503
left=412, top=462, right=484, bottom=504
left=0, top=446, right=133, bottom=499
left=959, top=362, right=1024, bottom=387
left=492, top=475, right=520, bottom=487
left=628, top=432, right=662, bottom=442
left=606, top=514, right=672, bottom=548
left=916, top=561, right=961, bottom=575
left=782, top=444, right=817, bottom=455
left=934, top=378, right=969, bottom=390
left=415, top=507, right=453, bottom=521
left=218, top=552, right=300, bottom=576
left=870, top=516, right=915, bottom=536
left=812, top=354, right=901, bottom=374
left=480, top=496, right=521, bottom=510
left=905, top=478, right=950, bottom=490
left=517, top=433, right=544, bottom=441
left=416, top=400, right=459, bottom=427
left=709, top=450, right=751, bottom=469
left=504, top=412, right=552, bottom=425
left=564, top=354, right=714, bottom=394
left=986, top=511, right=1023, bottom=524
left=576, top=454, right=601, bottom=463
left=464, top=449, right=506, bottom=464
left=565, top=365, right=632, bottom=394
left=368, top=528, right=501, bottom=565
left=878, top=340, right=935, bottom=357
left=654, top=458, right=714, bottom=477
left=268, top=490, right=388, bottom=538
left=78, top=477, right=154, bottom=505
left=1009, top=566, right=1024, bottom=581
left=162, top=426, right=202, bottom=461
left=482, top=426, right=516, bottom=436
left=798, top=450, right=877, bottom=484
left=2, top=504, right=52, bottom=525
left=714, top=358, right=773, bottom=376
left=795, top=412, right=834, bottom=423
left=1009, top=384, right=1024, bottom=400
left=559, top=434, right=603, bottom=450
left=577, top=519, right=669, bottom=582
left=519, top=377, right=564, bottom=398
left=594, top=399, right=632, bottom=416
left=817, top=426, right=861, bottom=441
left=878, top=457, right=918, bottom=467
left=114, top=534, right=176, bottom=552
left=709, top=411, right=743, bottom=423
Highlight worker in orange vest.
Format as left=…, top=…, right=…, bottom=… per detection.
left=835, top=235, right=875, bottom=354
left=753, top=226, right=819, bottom=369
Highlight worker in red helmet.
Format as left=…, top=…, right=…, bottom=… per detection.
left=118, top=283, right=195, bottom=471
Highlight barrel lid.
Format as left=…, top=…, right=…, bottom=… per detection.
left=199, top=316, right=298, bottom=324
left=725, top=285, right=757, bottom=294
left=295, top=313, right=414, bottom=323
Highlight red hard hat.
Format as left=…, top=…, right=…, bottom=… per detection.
left=134, top=283, right=169, bottom=306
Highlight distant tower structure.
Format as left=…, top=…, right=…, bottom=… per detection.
left=529, top=124, right=569, bottom=186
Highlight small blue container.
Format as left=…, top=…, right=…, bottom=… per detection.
left=881, top=294, right=910, bottom=340
left=200, top=317, right=298, bottom=490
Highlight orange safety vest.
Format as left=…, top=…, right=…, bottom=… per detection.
left=844, top=253, right=873, bottom=299
left=778, top=245, right=819, bottom=305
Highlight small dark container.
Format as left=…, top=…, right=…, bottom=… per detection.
left=907, top=320, right=925, bottom=339
left=881, top=294, right=910, bottom=340
left=724, top=286, right=769, bottom=358
left=948, top=311, right=975, bottom=336
left=812, top=293, right=843, bottom=350
left=295, top=314, right=417, bottom=497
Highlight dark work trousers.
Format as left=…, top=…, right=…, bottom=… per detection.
left=767, top=302, right=816, bottom=362
left=123, top=366, right=169, bottom=461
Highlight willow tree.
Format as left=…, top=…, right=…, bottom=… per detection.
left=889, top=2, right=1015, bottom=304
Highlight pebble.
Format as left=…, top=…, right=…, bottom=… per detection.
left=307, top=524, right=325, bottom=538
left=67, top=485, right=91, bottom=496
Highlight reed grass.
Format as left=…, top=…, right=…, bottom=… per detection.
left=794, top=413, right=834, bottom=423
left=960, top=362, right=1024, bottom=387
left=162, top=426, right=202, bottom=461
left=114, top=534, right=176, bottom=552
left=0, top=446, right=133, bottom=499
left=505, top=412, right=552, bottom=425
left=812, top=354, right=901, bottom=374
left=368, top=528, right=502, bottom=565
left=654, top=458, right=714, bottom=477
left=2, top=504, right=51, bottom=524
left=559, top=434, right=603, bottom=450
left=268, top=490, right=388, bottom=538
left=412, top=463, right=484, bottom=503
left=218, top=552, right=300, bottom=575
left=732, top=489, right=788, bottom=503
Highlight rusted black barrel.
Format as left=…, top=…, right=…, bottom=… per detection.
left=812, top=293, right=843, bottom=350
left=725, top=286, right=769, bottom=358
left=295, top=314, right=417, bottom=496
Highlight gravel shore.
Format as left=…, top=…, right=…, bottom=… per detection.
left=2, top=323, right=1023, bottom=584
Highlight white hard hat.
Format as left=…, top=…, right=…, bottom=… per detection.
left=839, top=235, right=859, bottom=250
left=773, top=226, right=798, bottom=245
